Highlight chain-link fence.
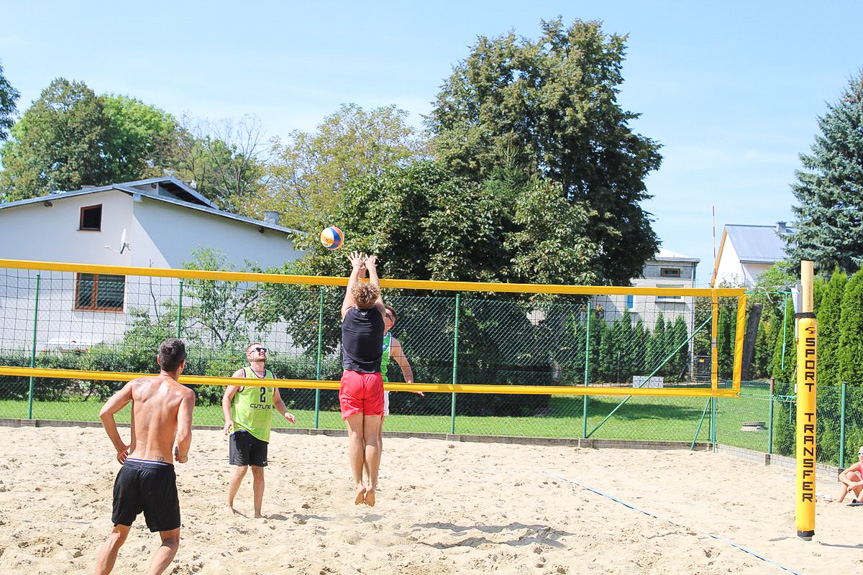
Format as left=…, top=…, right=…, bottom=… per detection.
left=5, top=262, right=817, bottom=457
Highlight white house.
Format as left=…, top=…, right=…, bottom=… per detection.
left=594, top=248, right=700, bottom=327
left=711, top=222, right=791, bottom=287
left=0, top=177, right=304, bottom=352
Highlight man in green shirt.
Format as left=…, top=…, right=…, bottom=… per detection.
left=222, top=342, right=295, bottom=518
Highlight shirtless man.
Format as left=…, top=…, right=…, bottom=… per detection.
left=93, top=338, right=195, bottom=575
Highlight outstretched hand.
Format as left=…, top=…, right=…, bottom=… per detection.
left=364, top=254, right=378, bottom=271
left=349, top=251, right=366, bottom=269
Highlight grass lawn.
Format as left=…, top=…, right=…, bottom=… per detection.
left=0, top=389, right=779, bottom=453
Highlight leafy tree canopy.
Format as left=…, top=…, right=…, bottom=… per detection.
left=267, top=103, right=426, bottom=232
left=0, top=60, right=19, bottom=141
left=292, top=160, right=599, bottom=286
left=426, top=18, right=662, bottom=284
left=786, top=71, right=863, bottom=273
left=0, top=79, right=179, bottom=201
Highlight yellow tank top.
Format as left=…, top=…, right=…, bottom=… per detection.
left=230, top=367, right=275, bottom=442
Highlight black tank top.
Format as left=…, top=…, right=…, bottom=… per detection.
left=341, top=306, right=384, bottom=373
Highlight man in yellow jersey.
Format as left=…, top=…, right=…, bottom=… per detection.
left=222, top=342, right=295, bottom=518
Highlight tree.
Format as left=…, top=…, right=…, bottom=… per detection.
left=169, top=114, right=270, bottom=213
left=0, top=78, right=110, bottom=200
left=817, top=268, right=847, bottom=386
left=101, top=94, right=178, bottom=181
left=0, top=79, right=180, bottom=201
left=839, top=268, right=863, bottom=385
left=426, top=18, right=662, bottom=284
left=786, top=72, right=863, bottom=273
left=0, top=60, right=19, bottom=141
left=267, top=103, right=425, bottom=232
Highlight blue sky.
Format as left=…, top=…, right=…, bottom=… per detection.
left=1, top=1, right=862, bottom=284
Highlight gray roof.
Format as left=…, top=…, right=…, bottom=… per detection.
left=650, top=248, right=700, bottom=264
left=725, top=224, right=789, bottom=264
left=0, top=177, right=300, bottom=235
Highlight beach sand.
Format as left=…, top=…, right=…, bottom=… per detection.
left=0, top=424, right=858, bottom=574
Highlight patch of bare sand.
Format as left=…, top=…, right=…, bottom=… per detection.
left=0, top=425, right=857, bottom=574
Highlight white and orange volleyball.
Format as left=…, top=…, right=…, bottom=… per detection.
left=320, top=226, right=344, bottom=250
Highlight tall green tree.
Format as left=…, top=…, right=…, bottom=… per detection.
left=101, top=94, right=178, bottom=181
left=0, top=60, right=19, bottom=141
left=817, top=268, right=847, bottom=386
left=267, top=103, right=425, bottom=231
left=786, top=72, right=863, bottom=273
left=839, top=268, right=863, bottom=385
left=0, top=79, right=180, bottom=201
left=0, top=78, right=110, bottom=199
left=427, top=18, right=662, bottom=284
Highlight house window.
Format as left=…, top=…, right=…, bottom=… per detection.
left=75, top=274, right=125, bottom=311
left=660, top=268, right=681, bottom=278
left=656, top=283, right=684, bottom=303
left=626, top=295, right=635, bottom=310
left=80, top=205, right=102, bottom=231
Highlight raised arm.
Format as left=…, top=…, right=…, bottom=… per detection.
left=100, top=381, right=135, bottom=463
left=364, top=254, right=385, bottom=315
left=341, top=251, right=367, bottom=320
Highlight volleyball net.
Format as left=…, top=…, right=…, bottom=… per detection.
left=0, top=258, right=747, bottom=403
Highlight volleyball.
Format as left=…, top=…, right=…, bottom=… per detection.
left=320, top=226, right=344, bottom=250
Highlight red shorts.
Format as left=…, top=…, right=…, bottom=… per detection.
left=339, top=370, right=384, bottom=419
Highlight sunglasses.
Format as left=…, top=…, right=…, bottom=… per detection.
left=251, top=347, right=268, bottom=353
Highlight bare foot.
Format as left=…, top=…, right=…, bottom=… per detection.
left=364, top=488, right=376, bottom=507
left=254, top=512, right=265, bottom=519
left=226, top=505, right=237, bottom=518
left=354, top=484, right=366, bottom=505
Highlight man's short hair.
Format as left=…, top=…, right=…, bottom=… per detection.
left=246, top=342, right=263, bottom=354
left=352, top=282, right=380, bottom=309
left=159, top=338, right=187, bottom=372
left=384, top=304, right=397, bottom=323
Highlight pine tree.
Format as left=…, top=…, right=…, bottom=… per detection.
left=786, top=72, right=863, bottom=273
left=839, top=268, right=863, bottom=385
left=817, top=269, right=847, bottom=386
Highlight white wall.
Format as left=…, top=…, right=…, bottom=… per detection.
left=0, top=190, right=305, bottom=353
left=714, top=240, right=744, bottom=287
left=131, top=197, right=303, bottom=270
left=0, top=191, right=134, bottom=264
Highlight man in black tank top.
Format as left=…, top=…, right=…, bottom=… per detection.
left=339, top=251, right=386, bottom=506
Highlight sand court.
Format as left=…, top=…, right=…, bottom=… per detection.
left=0, top=424, right=859, bottom=574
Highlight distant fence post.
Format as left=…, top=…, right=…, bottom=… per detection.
left=176, top=279, right=184, bottom=339
left=840, top=381, right=847, bottom=470
left=27, top=273, right=41, bottom=420
left=710, top=397, right=717, bottom=452
left=450, top=293, right=460, bottom=435
left=768, top=379, right=775, bottom=455
left=582, top=300, right=591, bottom=438
left=314, top=287, right=324, bottom=429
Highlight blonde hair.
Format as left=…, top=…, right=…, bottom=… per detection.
left=352, top=282, right=380, bottom=309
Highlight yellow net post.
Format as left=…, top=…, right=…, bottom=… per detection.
left=795, top=260, right=816, bottom=541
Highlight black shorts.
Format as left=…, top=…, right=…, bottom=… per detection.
left=229, top=430, right=269, bottom=467
left=112, top=458, right=180, bottom=532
